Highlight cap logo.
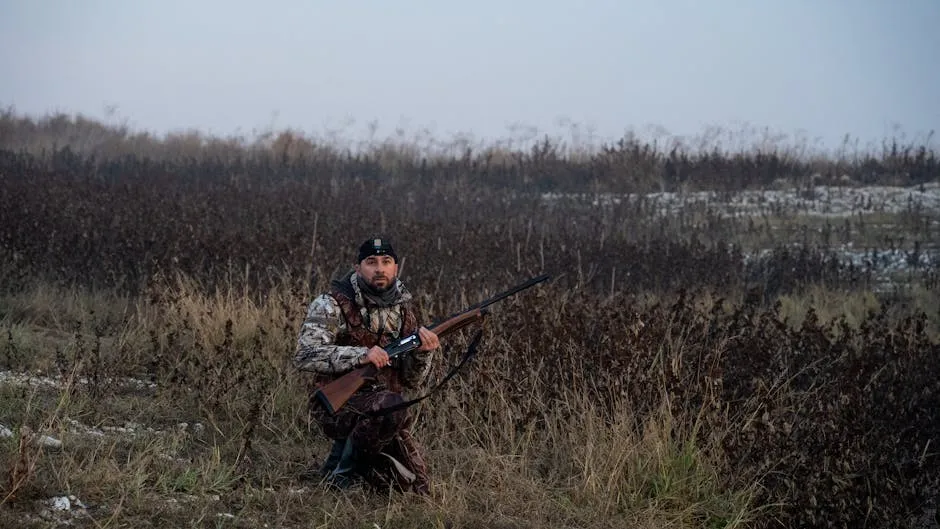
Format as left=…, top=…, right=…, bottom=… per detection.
left=358, top=237, right=397, bottom=263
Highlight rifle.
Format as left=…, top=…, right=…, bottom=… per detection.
left=313, top=274, right=550, bottom=415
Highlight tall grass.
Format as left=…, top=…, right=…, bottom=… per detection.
left=1, top=110, right=938, bottom=527
left=2, top=278, right=762, bottom=529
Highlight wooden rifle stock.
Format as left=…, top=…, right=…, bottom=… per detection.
left=313, top=363, right=380, bottom=416
left=312, top=274, right=550, bottom=415
left=313, top=310, right=485, bottom=415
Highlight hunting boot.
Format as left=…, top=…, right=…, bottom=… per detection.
left=298, top=439, right=345, bottom=482
left=319, top=439, right=346, bottom=477
left=324, top=438, right=362, bottom=490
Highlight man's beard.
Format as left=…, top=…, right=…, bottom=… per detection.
left=353, top=272, right=405, bottom=308
left=364, top=275, right=394, bottom=292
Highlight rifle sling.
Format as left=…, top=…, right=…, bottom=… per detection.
left=365, top=329, right=484, bottom=418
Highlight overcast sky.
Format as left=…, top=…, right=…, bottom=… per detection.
left=2, top=0, right=938, bottom=152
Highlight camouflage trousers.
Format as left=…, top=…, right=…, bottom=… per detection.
left=310, top=388, right=429, bottom=494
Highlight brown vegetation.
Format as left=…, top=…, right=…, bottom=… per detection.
left=0, top=111, right=938, bottom=528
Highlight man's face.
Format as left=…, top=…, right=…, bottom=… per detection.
left=355, top=254, right=398, bottom=291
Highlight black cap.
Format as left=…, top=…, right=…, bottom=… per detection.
left=357, top=237, right=398, bottom=263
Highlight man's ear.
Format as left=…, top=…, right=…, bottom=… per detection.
left=354, top=263, right=361, bottom=274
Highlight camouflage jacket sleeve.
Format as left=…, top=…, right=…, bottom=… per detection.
left=293, top=294, right=367, bottom=374
left=399, top=348, right=434, bottom=390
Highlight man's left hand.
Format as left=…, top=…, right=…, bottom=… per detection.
left=416, top=326, right=440, bottom=352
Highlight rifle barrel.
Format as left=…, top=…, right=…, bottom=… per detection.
left=432, top=274, right=550, bottom=325
left=474, top=274, right=550, bottom=310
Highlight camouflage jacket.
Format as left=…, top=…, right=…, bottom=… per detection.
left=293, top=272, right=434, bottom=392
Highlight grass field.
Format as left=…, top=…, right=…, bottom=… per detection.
left=1, top=111, right=938, bottom=528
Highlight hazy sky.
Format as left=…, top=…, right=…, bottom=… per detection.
left=2, top=0, right=938, bottom=151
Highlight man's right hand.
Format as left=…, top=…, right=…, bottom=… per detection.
left=361, top=346, right=390, bottom=368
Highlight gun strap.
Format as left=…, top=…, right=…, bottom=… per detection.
left=366, top=328, right=484, bottom=418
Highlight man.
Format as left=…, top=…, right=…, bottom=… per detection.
left=293, top=237, right=440, bottom=494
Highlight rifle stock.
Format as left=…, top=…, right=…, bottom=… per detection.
left=312, top=274, right=549, bottom=415
left=313, top=363, right=379, bottom=415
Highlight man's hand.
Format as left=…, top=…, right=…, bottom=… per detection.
left=362, top=346, right=390, bottom=368
left=416, top=326, right=440, bottom=352
left=361, top=327, right=439, bottom=369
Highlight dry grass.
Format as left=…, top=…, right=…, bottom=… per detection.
left=3, top=274, right=938, bottom=527
left=1, top=111, right=938, bottom=528
left=0, top=278, right=762, bottom=529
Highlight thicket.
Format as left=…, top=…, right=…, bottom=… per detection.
left=1, top=111, right=939, bottom=528
left=5, top=111, right=935, bottom=297
left=2, top=109, right=938, bottom=195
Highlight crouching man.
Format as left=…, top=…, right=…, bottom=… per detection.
left=293, top=237, right=439, bottom=495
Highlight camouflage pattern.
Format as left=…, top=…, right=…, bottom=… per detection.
left=293, top=272, right=433, bottom=390
left=309, top=388, right=430, bottom=493
left=364, top=420, right=430, bottom=494
left=293, top=271, right=433, bottom=494
left=311, top=389, right=409, bottom=452
left=293, top=293, right=365, bottom=375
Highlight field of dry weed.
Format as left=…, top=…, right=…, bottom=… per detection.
left=1, top=112, right=939, bottom=528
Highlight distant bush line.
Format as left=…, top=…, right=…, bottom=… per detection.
left=1, top=109, right=937, bottom=195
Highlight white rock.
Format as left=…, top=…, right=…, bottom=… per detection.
left=39, top=434, right=62, bottom=449
left=47, top=496, right=70, bottom=511
left=8, top=425, right=63, bottom=449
